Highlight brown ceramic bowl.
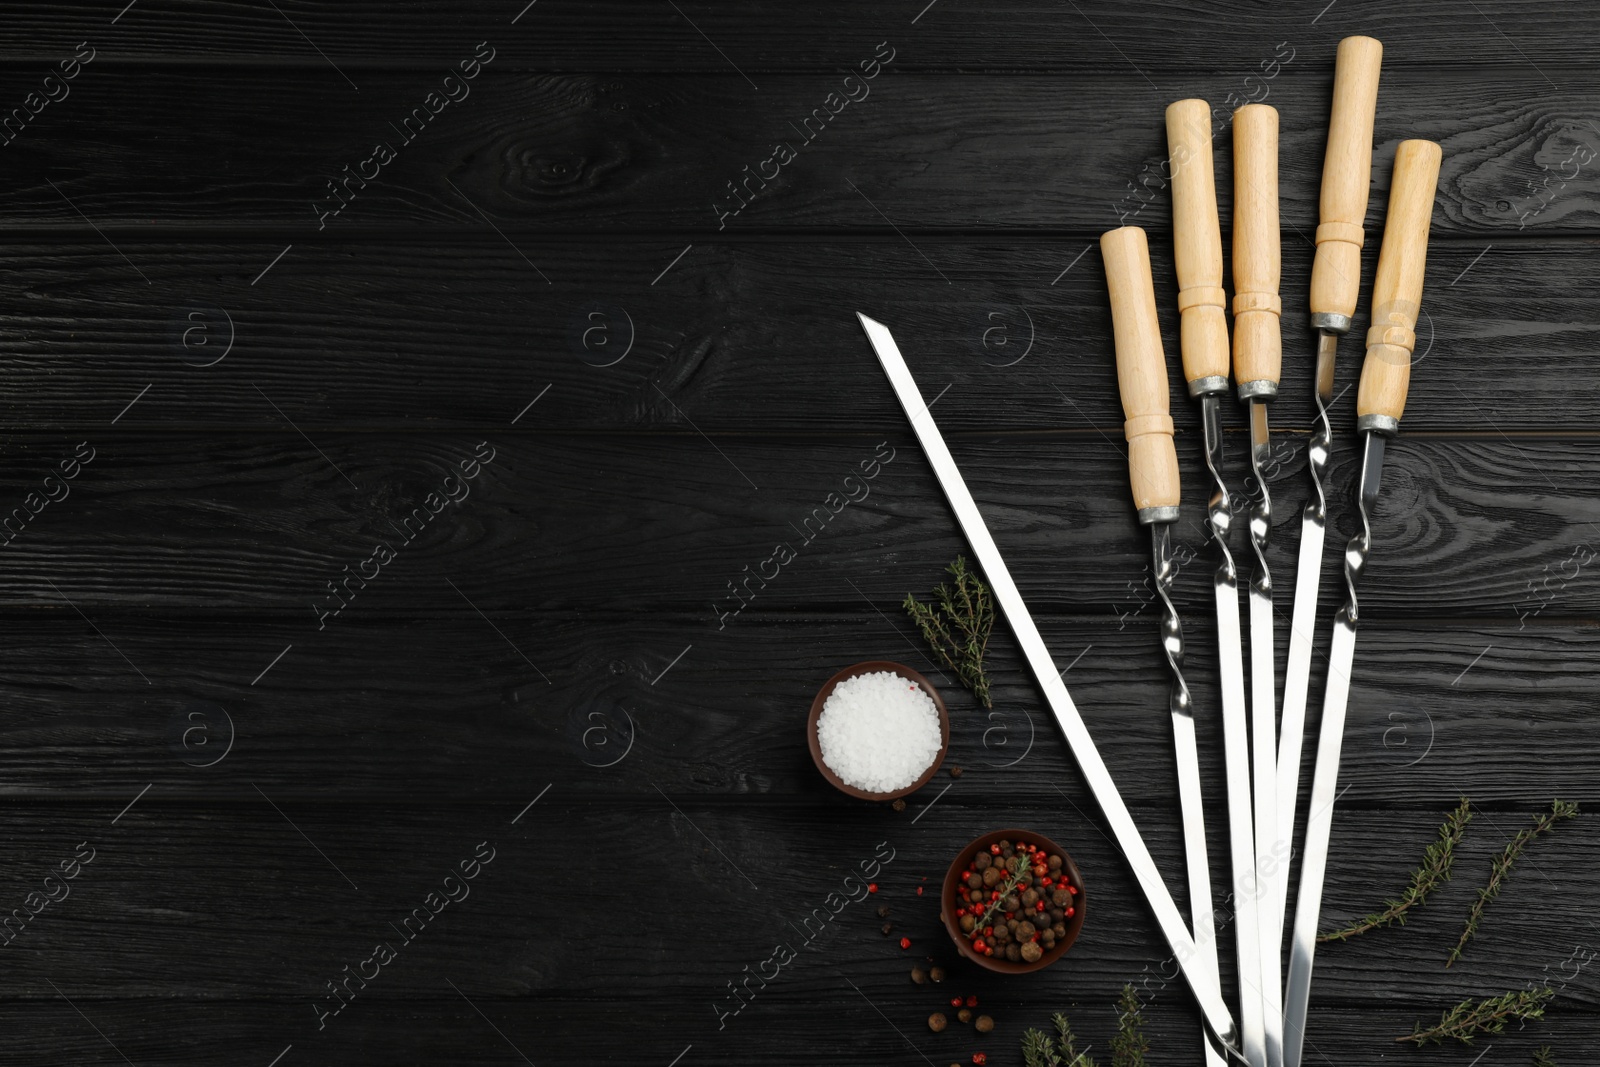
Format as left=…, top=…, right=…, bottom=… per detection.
left=807, top=660, right=949, bottom=801
left=941, top=828, right=1085, bottom=973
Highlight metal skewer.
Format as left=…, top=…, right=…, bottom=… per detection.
left=1108, top=214, right=1226, bottom=1067
left=1231, top=101, right=1285, bottom=1067
left=857, top=309, right=1242, bottom=1059
left=1273, top=38, right=1383, bottom=964
left=1164, top=101, right=1250, bottom=1067
left=1283, top=138, right=1442, bottom=1067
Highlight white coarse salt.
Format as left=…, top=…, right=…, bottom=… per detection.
left=816, top=669, right=941, bottom=793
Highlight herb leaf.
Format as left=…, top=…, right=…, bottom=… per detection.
left=1448, top=799, right=1579, bottom=966
left=1319, top=797, right=1472, bottom=942
left=905, top=556, right=996, bottom=707
left=1110, top=984, right=1150, bottom=1067
left=1397, top=986, right=1555, bottom=1045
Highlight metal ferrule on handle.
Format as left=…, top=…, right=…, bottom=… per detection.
left=1166, top=101, right=1231, bottom=400
left=856, top=312, right=1242, bottom=1055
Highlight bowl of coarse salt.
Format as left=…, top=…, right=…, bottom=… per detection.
left=808, top=660, right=949, bottom=800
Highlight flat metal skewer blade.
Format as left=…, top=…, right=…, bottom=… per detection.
left=1244, top=398, right=1281, bottom=1067
left=1152, top=523, right=1228, bottom=1067
left=1270, top=329, right=1338, bottom=974
left=857, top=312, right=1240, bottom=1051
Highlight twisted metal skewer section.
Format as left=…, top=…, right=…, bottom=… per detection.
left=1247, top=437, right=1274, bottom=603
left=1152, top=527, right=1191, bottom=720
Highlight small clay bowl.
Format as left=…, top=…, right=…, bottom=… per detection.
left=807, top=660, right=949, bottom=801
left=941, top=828, right=1085, bottom=973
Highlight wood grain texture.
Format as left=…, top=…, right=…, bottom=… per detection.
left=0, top=432, right=1595, bottom=619
left=5, top=2, right=1598, bottom=1061
left=0, top=70, right=1592, bottom=234
left=0, top=612, right=1594, bottom=804
left=0, top=237, right=1585, bottom=434
left=0, top=2, right=1587, bottom=71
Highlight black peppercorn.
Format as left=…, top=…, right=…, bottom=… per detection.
left=949, top=765, right=963, bottom=777
left=881, top=923, right=893, bottom=936
left=877, top=905, right=891, bottom=918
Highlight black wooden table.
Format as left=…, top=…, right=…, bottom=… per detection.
left=2, top=3, right=1594, bottom=1064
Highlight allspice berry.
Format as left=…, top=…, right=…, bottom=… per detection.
left=957, top=1008, right=973, bottom=1024
left=975, top=1015, right=994, bottom=1033
left=966, top=872, right=983, bottom=890
left=911, top=966, right=928, bottom=985
left=1053, top=923, right=1067, bottom=940
left=1051, top=888, right=1071, bottom=907
left=1048, top=855, right=1063, bottom=870
left=1005, top=942, right=1021, bottom=962
left=1020, top=941, right=1043, bottom=963
left=973, top=852, right=992, bottom=871
left=892, top=799, right=907, bottom=812
left=929, top=966, right=947, bottom=983
left=1016, top=920, right=1037, bottom=940
left=1021, top=889, right=1040, bottom=907
left=960, top=914, right=976, bottom=933
left=982, top=867, right=1002, bottom=887
left=928, top=1012, right=948, bottom=1033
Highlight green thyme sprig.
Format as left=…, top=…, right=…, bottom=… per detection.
left=1320, top=797, right=1472, bottom=942
left=966, top=854, right=1027, bottom=940
left=1533, top=1046, right=1559, bottom=1067
left=1022, top=1011, right=1097, bottom=1067
left=1448, top=799, right=1579, bottom=966
left=1110, top=984, right=1149, bottom=1067
left=905, top=556, right=996, bottom=707
left=1397, top=986, right=1555, bottom=1045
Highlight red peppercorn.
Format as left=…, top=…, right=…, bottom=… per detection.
left=1042, top=878, right=1054, bottom=888
left=1026, top=844, right=1037, bottom=853
left=984, top=947, right=993, bottom=956
left=955, top=907, right=966, bottom=917
left=983, top=926, right=993, bottom=936
left=899, top=937, right=911, bottom=949
left=973, top=1054, right=988, bottom=1065
left=966, top=995, right=978, bottom=1007
left=1036, top=901, right=1046, bottom=912
left=1068, top=885, right=1078, bottom=895
left=989, top=844, right=1001, bottom=855
left=973, top=938, right=987, bottom=952
left=916, top=886, right=924, bottom=896
left=990, top=890, right=1000, bottom=900
left=868, top=883, right=878, bottom=893
left=1066, top=907, right=1075, bottom=917
left=950, top=996, right=963, bottom=1008
left=1004, top=912, right=1014, bottom=920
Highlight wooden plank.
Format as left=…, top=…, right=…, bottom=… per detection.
left=3, top=997, right=1592, bottom=1067
left=0, top=70, right=1593, bottom=234
left=0, top=238, right=1585, bottom=435
left=1, top=432, right=1596, bottom=618
left=0, top=611, right=1595, bottom=806
left=0, top=802, right=1585, bottom=1008
left=0, top=2, right=1592, bottom=72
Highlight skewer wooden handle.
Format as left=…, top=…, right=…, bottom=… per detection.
left=1310, top=36, right=1383, bottom=324
left=1232, top=103, right=1281, bottom=392
left=1165, top=99, right=1229, bottom=389
left=1357, top=139, right=1442, bottom=425
left=1101, top=226, right=1180, bottom=515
